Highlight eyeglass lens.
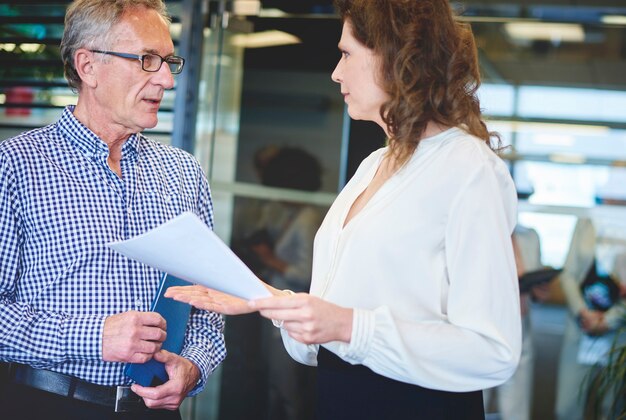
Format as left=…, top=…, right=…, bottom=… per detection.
left=142, top=54, right=184, bottom=74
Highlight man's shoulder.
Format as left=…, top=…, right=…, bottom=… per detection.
left=0, top=124, right=57, bottom=155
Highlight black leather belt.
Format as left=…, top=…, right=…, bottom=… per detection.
left=7, top=363, right=148, bottom=412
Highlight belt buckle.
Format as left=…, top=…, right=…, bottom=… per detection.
left=115, top=386, right=146, bottom=413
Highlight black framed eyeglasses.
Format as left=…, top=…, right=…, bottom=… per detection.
left=91, top=50, right=185, bottom=74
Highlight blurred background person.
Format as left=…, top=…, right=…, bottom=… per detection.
left=248, top=146, right=324, bottom=297
left=484, top=223, right=554, bottom=420
left=555, top=217, right=625, bottom=420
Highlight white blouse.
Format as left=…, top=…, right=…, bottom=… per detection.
left=281, top=127, right=521, bottom=392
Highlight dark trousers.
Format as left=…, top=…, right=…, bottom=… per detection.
left=0, top=382, right=181, bottom=420
left=316, top=347, right=485, bottom=420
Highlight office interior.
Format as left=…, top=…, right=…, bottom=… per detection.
left=1, top=0, right=625, bottom=419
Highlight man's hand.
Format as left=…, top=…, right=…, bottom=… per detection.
left=131, top=350, right=201, bottom=410
left=530, top=282, right=551, bottom=302
left=579, top=308, right=608, bottom=335
left=102, top=311, right=167, bottom=363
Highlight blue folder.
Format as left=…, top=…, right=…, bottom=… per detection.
left=124, top=273, right=192, bottom=387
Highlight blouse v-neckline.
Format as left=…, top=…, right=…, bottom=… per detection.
left=341, top=152, right=395, bottom=229
left=339, top=127, right=459, bottom=231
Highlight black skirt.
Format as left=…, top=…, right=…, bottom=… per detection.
left=316, top=347, right=485, bottom=420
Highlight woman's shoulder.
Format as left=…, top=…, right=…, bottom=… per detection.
left=437, top=127, right=508, bottom=174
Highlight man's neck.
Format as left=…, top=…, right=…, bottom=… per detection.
left=73, top=98, right=132, bottom=151
left=73, top=99, right=128, bottom=178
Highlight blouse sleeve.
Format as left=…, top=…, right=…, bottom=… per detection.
left=280, top=328, right=319, bottom=367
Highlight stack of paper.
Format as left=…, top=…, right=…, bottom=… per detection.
left=106, top=211, right=271, bottom=300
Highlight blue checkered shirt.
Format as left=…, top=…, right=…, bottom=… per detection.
left=0, top=106, right=226, bottom=394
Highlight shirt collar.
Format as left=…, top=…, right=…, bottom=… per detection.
left=57, top=105, right=139, bottom=158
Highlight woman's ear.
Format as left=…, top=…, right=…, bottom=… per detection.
left=74, top=48, right=98, bottom=88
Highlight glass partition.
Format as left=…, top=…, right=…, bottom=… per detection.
left=192, top=9, right=344, bottom=419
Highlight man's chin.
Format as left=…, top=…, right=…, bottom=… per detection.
left=138, top=114, right=159, bottom=130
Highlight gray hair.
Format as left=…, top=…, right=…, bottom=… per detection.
left=60, top=0, right=170, bottom=91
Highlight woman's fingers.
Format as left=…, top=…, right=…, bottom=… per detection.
left=250, top=293, right=306, bottom=310
left=166, top=285, right=254, bottom=314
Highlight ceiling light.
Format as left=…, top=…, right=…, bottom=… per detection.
left=548, top=153, right=587, bottom=164
left=0, top=43, right=16, bottom=52
left=50, top=95, right=77, bottom=107
left=259, top=8, right=289, bottom=18
left=232, top=0, right=261, bottom=16
left=19, top=43, right=44, bottom=53
left=230, top=30, right=301, bottom=49
left=170, top=23, right=182, bottom=39
left=504, top=22, right=585, bottom=43
left=533, top=133, right=575, bottom=147
left=601, top=15, right=626, bottom=25
left=489, top=120, right=610, bottom=136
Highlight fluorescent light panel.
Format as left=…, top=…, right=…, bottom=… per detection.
left=488, top=120, right=610, bottom=136
left=232, top=0, right=261, bottom=16
left=50, top=95, right=78, bottom=107
left=259, top=8, right=289, bottom=18
left=0, top=43, right=44, bottom=53
left=504, top=22, right=585, bottom=42
left=601, top=15, right=626, bottom=25
left=230, top=30, right=301, bottom=48
left=548, top=153, right=587, bottom=164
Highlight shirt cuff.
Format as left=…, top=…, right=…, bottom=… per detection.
left=337, top=307, right=375, bottom=363
left=180, top=346, right=211, bottom=397
left=62, top=315, right=106, bottom=360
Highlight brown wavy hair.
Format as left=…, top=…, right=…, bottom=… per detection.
left=334, top=0, right=500, bottom=166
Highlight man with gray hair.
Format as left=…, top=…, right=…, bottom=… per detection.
left=0, top=1, right=225, bottom=418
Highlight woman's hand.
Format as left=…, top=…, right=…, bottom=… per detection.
left=250, top=293, right=353, bottom=345
left=165, top=283, right=287, bottom=315
left=165, top=285, right=254, bottom=315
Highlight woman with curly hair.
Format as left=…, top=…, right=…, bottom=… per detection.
left=167, top=0, right=521, bottom=418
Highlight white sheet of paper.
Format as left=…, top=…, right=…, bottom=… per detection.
left=106, top=211, right=271, bottom=300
